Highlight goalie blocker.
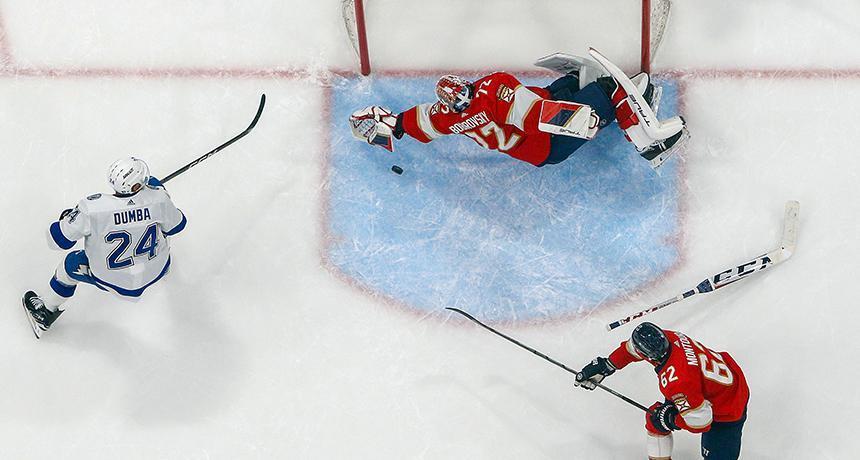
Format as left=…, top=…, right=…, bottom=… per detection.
left=537, top=100, right=599, bottom=140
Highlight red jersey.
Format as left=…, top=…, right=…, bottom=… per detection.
left=609, top=330, right=749, bottom=433
left=399, top=72, right=552, bottom=166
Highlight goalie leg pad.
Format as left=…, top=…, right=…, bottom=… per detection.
left=589, top=47, right=687, bottom=143
left=599, top=71, right=685, bottom=156
left=534, top=52, right=607, bottom=89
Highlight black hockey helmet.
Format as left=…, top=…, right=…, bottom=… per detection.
left=631, top=322, right=670, bottom=363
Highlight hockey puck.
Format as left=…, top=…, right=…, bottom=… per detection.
left=391, top=165, right=403, bottom=175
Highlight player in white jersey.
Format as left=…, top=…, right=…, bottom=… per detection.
left=22, top=157, right=187, bottom=338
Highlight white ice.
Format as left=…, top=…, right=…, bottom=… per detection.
left=1, top=1, right=858, bottom=459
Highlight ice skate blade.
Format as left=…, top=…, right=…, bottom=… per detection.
left=21, top=298, right=45, bottom=339
left=647, top=129, right=690, bottom=170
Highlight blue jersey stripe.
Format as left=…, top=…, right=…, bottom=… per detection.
left=49, top=276, right=77, bottom=298
left=49, top=221, right=76, bottom=249
left=163, top=212, right=186, bottom=236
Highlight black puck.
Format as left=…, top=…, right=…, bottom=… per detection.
left=391, top=165, right=403, bottom=175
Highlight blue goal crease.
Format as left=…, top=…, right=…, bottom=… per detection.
left=325, top=75, right=683, bottom=323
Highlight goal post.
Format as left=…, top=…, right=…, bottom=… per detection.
left=343, top=0, right=672, bottom=76
left=343, top=0, right=371, bottom=75
left=642, top=0, right=672, bottom=74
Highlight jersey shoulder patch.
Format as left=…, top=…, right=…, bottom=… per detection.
left=86, top=193, right=102, bottom=200
left=497, top=84, right=515, bottom=102
left=428, top=101, right=444, bottom=115
left=671, top=393, right=692, bottom=413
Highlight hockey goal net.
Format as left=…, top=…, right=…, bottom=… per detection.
left=343, top=0, right=671, bottom=76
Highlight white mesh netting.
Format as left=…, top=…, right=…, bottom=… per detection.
left=343, top=0, right=672, bottom=74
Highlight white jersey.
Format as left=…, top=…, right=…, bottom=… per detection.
left=49, top=181, right=186, bottom=294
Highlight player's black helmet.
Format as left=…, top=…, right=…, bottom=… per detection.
left=631, top=322, right=670, bottom=363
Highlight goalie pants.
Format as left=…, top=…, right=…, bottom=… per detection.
left=701, top=407, right=746, bottom=460
left=538, top=75, right=616, bottom=166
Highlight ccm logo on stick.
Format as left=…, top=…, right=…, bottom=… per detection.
left=712, top=255, right=773, bottom=288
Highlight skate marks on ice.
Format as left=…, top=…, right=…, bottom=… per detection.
left=323, top=75, right=685, bottom=323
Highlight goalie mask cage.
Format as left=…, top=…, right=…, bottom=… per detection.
left=342, top=0, right=671, bottom=76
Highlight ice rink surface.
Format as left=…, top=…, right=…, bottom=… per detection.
left=1, top=1, right=859, bottom=459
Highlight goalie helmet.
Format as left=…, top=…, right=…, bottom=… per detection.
left=108, top=157, right=150, bottom=195
left=631, top=322, right=670, bottom=363
left=435, top=75, right=473, bottom=112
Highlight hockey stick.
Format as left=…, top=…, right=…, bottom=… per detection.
left=606, top=200, right=800, bottom=331
left=446, top=307, right=651, bottom=413
left=162, top=94, right=266, bottom=184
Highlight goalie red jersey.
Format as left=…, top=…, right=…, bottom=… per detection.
left=609, top=329, right=750, bottom=432
left=351, top=51, right=690, bottom=170
left=399, top=72, right=553, bottom=166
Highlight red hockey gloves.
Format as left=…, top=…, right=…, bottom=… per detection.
left=647, top=401, right=680, bottom=435
left=574, top=357, right=616, bottom=390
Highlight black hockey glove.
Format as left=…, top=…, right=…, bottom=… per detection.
left=574, top=357, right=616, bottom=390
left=650, top=401, right=681, bottom=433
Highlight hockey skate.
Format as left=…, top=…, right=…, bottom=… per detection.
left=638, top=124, right=689, bottom=169
left=21, top=291, right=63, bottom=339
left=613, top=74, right=684, bottom=169
left=628, top=73, right=687, bottom=168
left=613, top=73, right=686, bottom=168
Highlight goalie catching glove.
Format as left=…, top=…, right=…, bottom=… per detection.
left=349, top=106, right=399, bottom=152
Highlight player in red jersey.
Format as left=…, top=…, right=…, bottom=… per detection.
left=575, top=322, right=749, bottom=460
left=349, top=53, right=687, bottom=169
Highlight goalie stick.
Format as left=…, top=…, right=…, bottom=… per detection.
left=446, top=307, right=652, bottom=413
left=162, top=94, right=266, bottom=183
left=606, top=200, right=800, bottom=331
